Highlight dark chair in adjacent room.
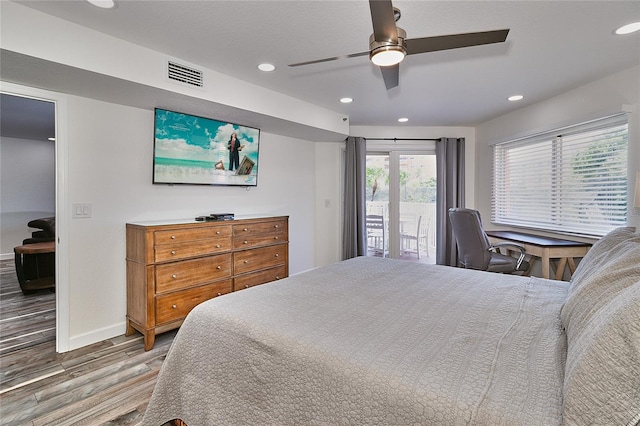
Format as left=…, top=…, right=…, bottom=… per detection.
left=14, top=216, right=56, bottom=294
left=448, top=208, right=529, bottom=274
left=23, top=216, right=56, bottom=244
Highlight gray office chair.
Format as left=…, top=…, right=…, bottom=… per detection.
left=448, top=208, right=529, bottom=273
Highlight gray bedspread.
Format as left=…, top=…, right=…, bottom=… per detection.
left=142, top=256, right=569, bottom=425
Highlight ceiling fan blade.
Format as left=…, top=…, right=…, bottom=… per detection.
left=380, top=64, right=399, bottom=90
left=369, top=0, right=398, bottom=42
left=405, top=29, right=509, bottom=55
left=288, top=51, right=369, bottom=67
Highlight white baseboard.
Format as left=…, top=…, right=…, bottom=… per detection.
left=1, top=253, right=14, bottom=261
left=67, top=322, right=127, bottom=352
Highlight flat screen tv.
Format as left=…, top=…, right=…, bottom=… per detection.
left=153, top=108, right=260, bottom=186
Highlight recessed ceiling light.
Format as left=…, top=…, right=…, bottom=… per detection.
left=615, top=22, right=640, bottom=35
left=86, top=0, right=115, bottom=9
left=257, top=63, right=276, bottom=72
left=340, top=97, right=353, bottom=103
left=508, top=95, right=524, bottom=101
left=398, top=117, right=409, bottom=123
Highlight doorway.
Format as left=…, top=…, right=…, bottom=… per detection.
left=0, top=93, right=56, bottom=347
left=365, top=151, right=436, bottom=263
left=1, top=83, right=70, bottom=352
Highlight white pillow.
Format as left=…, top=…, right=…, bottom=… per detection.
left=560, top=227, right=639, bottom=337
left=566, top=227, right=636, bottom=293
left=562, top=281, right=640, bottom=425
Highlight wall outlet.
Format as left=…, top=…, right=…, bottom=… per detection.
left=72, top=203, right=92, bottom=218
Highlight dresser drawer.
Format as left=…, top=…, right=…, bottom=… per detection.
left=233, top=228, right=287, bottom=249
left=155, top=239, right=231, bottom=262
left=232, top=219, right=286, bottom=236
left=232, top=220, right=287, bottom=249
left=155, top=254, right=232, bottom=294
left=234, top=264, right=287, bottom=291
left=234, top=244, right=287, bottom=275
left=155, top=280, right=232, bottom=324
left=155, top=225, right=231, bottom=245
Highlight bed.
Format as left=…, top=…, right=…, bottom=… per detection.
left=142, top=227, right=640, bottom=426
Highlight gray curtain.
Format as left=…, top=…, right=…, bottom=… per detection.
left=436, top=137, right=465, bottom=266
left=342, top=136, right=367, bottom=259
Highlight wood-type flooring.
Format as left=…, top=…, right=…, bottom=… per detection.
left=0, top=259, right=178, bottom=426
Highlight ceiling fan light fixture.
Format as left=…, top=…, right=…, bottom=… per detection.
left=369, top=27, right=407, bottom=67
left=370, top=47, right=406, bottom=66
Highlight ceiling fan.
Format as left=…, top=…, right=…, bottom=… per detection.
left=288, top=0, right=510, bottom=90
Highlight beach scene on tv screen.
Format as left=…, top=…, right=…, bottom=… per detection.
left=154, top=109, right=259, bottom=186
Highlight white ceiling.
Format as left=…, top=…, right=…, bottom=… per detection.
left=5, top=0, right=640, bottom=136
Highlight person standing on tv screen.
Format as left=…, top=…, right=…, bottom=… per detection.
left=227, top=132, right=242, bottom=171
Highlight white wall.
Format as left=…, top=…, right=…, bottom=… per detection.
left=476, top=65, right=640, bottom=232
left=59, top=94, right=318, bottom=348
left=314, top=142, right=344, bottom=267
left=0, top=136, right=55, bottom=254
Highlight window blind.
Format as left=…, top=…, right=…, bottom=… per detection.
left=492, top=113, right=628, bottom=237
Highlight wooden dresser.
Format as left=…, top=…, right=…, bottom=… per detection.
left=126, top=215, right=288, bottom=350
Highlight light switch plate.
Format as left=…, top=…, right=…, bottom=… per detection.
left=72, top=203, right=92, bottom=218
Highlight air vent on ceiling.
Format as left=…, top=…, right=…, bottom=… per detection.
left=168, top=61, right=203, bottom=88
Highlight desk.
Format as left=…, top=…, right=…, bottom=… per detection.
left=486, top=231, right=591, bottom=281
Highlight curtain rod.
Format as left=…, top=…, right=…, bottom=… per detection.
left=365, top=138, right=440, bottom=141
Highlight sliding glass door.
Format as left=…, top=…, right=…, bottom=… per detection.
left=398, top=154, right=436, bottom=261
left=366, top=151, right=436, bottom=263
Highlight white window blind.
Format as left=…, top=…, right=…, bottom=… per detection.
left=492, top=114, right=628, bottom=237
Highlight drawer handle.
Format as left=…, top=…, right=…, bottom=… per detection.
left=172, top=304, right=177, bottom=309
left=243, top=228, right=248, bottom=232
left=275, top=254, right=279, bottom=257
left=171, top=250, right=176, bottom=255
left=217, top=292, right=222, bottom=296
left=243, top=240, right=248, bottom=244
left=274, top=224, right=279, bottom=228
left=244, top=260, right=248, bottom=264
left=216, top=266, right=221, bottom=270
left=216, top=244, right=221, bottom=248
left=275, top=276, right=280, bottom=279
left=172, top=274, right=177, bottom=279
left=216, top=231, right=221, bottom=235
left=274, top=236, right=279, bottom=240
left=244, top=285, right=249, bottom=289
left=171, top=235, right=176, bottom=239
